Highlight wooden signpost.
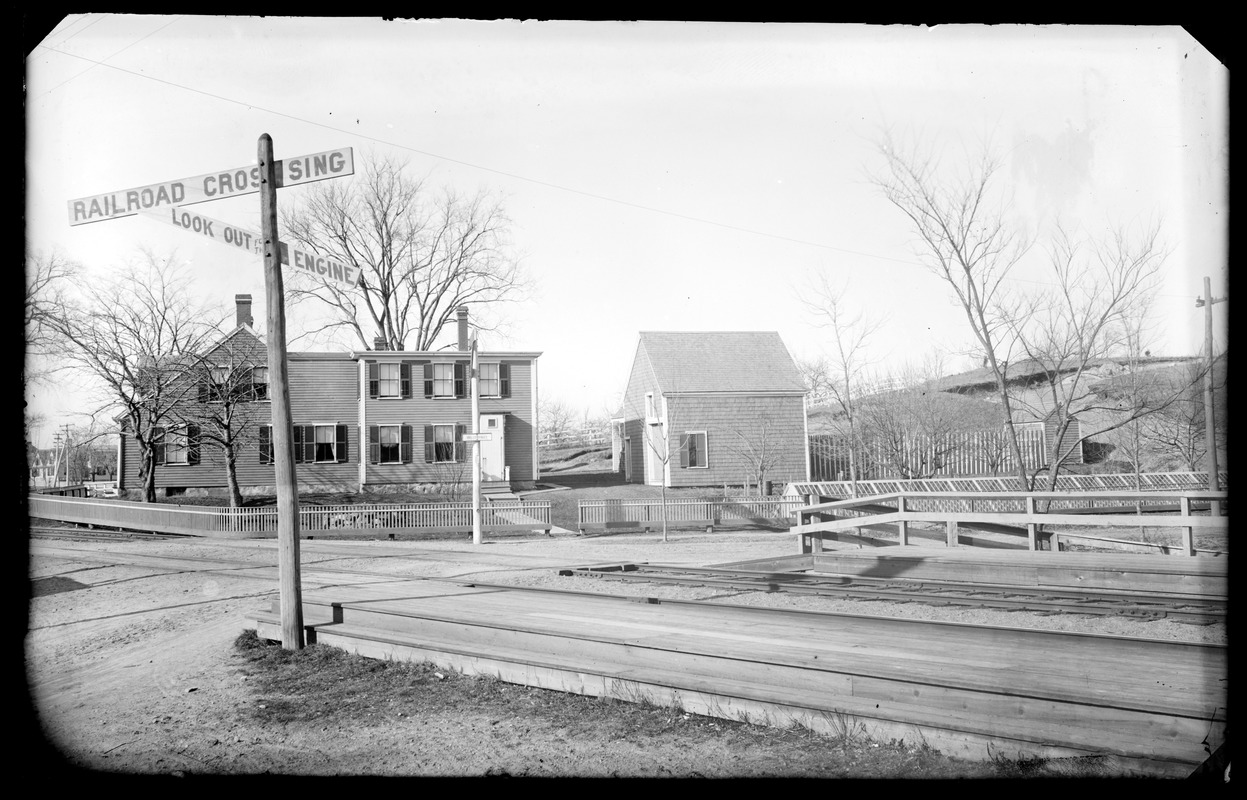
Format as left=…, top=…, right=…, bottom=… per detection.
left=67, top=137, right=356, bottom=650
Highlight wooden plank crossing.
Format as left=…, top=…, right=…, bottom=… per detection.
left=715, top=547, right=1229, bottom=598
left=248, top=569, right=1227, bottom=776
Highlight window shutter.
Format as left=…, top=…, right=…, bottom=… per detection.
left=368, top=425, right=380, bottom=465
left=455, top=424, right=465, bottom=462
left=400, top=362, right=412, bottom=398
left=423, top=424, right=435, bottom=463
left=679, top=434, right=689, bottom=469
left=187, top=425, right=200, bottom=465
left=499, top=363, right=511, bottom=398
left=303, top=425, right=317, bottom=463
left=454, top=362, right=466, bottom=398
left=368, top=361, right=379, bottom=399
left=198, top=382, right=210, bottom=403
left=423, top=363, right=434, bottom=398
left=260, top=426, right=272, bottom=464
left=153, top=427, right=166, bottom=466
left=336, top=424, right=348, bottom=462
left=400, top=424, right=412, bottom=463
left=292, top=425, right=303, bottom=464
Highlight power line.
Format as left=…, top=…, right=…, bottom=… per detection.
left=33, top=39, right=1211, bottom=301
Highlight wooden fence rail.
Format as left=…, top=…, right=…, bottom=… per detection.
left=28, top=495, right=552, bottom=538
left=791, top=490, right=1229, bottom=557
left=578, top=497, right=805, bottom=533
left=786, top=470, right=1228, bottom=500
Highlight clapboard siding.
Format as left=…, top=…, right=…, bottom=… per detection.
left=663, top=394, right=807, bottom=488
left=121, top=349, right=538, bottom=492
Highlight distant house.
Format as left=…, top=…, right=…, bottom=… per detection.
left=611, top=331, right=809, bottom=489
left=118, top=296, right=541, bottom=497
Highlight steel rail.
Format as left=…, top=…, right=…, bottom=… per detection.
left=562, top=563, right=1227, bottom=625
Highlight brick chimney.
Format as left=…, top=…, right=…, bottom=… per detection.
left=235, top=294, right=253, bottom=328
left=373, top=336, right=387, bottom=351
left=457, top=306, right=470, bottom=351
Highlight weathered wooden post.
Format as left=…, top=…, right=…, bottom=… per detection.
left=897, top=494, right=909, bottom=546
left=259, top=134, right=304, bottom=650
left=1179, top=495, right=1195, bottom=557
left=1026, top=495, right=1038, bottom=551
left=945, top=518, right=958, bottom=548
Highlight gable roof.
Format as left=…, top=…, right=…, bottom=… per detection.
left=638, top=331, right=806, bottom=394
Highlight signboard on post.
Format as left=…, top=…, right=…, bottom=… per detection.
left=139, top=206, right=360, bottom=290
left=67, top=147, right=355, bottom=226
left=67, top=139, right=357, bottom=650
left=462, top=432, right=493, bottom=443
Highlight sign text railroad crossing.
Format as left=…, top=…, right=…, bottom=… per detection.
left=67, top=147, right=354, bottom=226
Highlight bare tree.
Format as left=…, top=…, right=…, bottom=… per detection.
left=42, top=249, right=225, bottom=502
left=857, top=358, right=996, bottom=479
left=724, top=412, right=786, bottom=494
left=25, top=248, right=78, bottom=383
left=871, top=131, right=1035, bottom=486
left=538, top=399, right=580, bottom=447
left=800, top=276, right=885, bottom=494
left=1006, top=222, right=1185, bottom=489
left=175, top=335, right=269, bottom=507
left=281, top=151, right=528, bottom=351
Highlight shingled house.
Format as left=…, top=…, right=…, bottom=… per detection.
left=117, top=297, right=541, bottom=497
left=611, top=331, right=809, bottom=489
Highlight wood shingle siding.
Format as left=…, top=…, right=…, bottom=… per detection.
left=615, top=332, right=810, bottom=488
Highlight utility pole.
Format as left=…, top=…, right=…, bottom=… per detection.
left=52, top=431, right=63, bottom=488
left=260, top=133, right=304, bottom=649
left=1195, top=276, right=1226, bottom=515
left=471, top=334, right=483, bottom=545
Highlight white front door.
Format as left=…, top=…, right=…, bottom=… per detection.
left=479, top=414, right=507, bottom=481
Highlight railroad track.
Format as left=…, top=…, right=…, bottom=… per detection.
left=560, top=562, right=1228, bottom=625
left=28, top=524, right=188, bottom=543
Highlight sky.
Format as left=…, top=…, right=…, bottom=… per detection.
left=24, top=18, right=1229, bottom=449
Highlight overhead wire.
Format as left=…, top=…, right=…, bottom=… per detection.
left=32, top=34, right=1209, bottom=302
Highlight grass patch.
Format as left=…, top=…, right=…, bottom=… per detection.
left=232, top=630, right=1030, bottom=777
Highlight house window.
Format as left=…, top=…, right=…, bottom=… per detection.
left=314, top=424, right=337, bottom=463
left=155, top=425, right=199, bottom=466
left=433, top=363, right=455, bottom=398
left=250, top=366, right=269, bottom=400
left=165, top=430, right=190, bottom=464
left=681, top=431, right=708, bottom=469
left=433, top=424, right=456, bottom=463
left=479, top=363, right=500, bottom=397
left=645, top=392, right=656, bottom=422
left=378, top=363, right=401, bottom=398
left=379, top=425, right=401, bottom=464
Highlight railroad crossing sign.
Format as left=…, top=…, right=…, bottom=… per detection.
left=67, top=147, right=354, bottom=225
left=64, top=137, right=358, bottom=652
left=139, top=206, right=360, bottom=290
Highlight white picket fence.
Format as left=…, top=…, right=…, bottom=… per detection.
left=578, top=497, right=804, bottom=532
left=29, top=494, right=552, bottom=537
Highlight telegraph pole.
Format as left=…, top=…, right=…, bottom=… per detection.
left=1196, top=276, right=1225, bottom=515
left=471, top=335, right=483, bottom=545
left=260, top=133, right=304, bottom=649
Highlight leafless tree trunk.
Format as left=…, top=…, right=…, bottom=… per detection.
left=280, top=151, right=529, bottom=351
left=41, top=249, right=225, bottom=502
left=801, top=277, right=884, bottom=496
left=871, top=132, right=1034, bottom=486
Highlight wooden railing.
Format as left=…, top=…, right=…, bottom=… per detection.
left=28, top=494, right=552, bottom=538
left=791, top=490, right=1229, bottom=557
left=578, top=497, right=805, bottom=533
left=786, top=470, right=1229, bottom=499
